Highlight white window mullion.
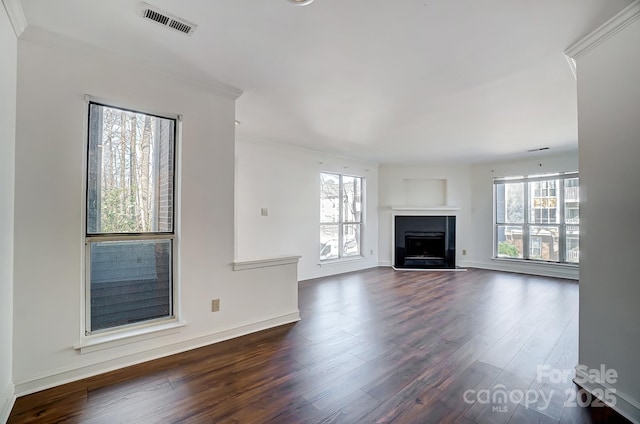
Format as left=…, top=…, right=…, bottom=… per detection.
left=523, top=180, right=530, bottom=260
left=338, top=175, right=344, bottom=259
left=558, top=178, right=566, bottom=263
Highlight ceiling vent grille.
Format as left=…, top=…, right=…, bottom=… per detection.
left=141, top=4, right=197, bottom=36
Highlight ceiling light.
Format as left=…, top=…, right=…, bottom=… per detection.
left=287, top=0, right=314, bottom=6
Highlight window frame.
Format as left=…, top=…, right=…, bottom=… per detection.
left=83, top=99, right=180, bottom=336
left=319, top=172, right=364, bottom=261
left=493, top=172, right=579, bottom=265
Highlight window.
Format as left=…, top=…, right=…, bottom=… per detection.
left=494, top=172, right=579, bottom=264
left=320, top=173, right=363, bottom=260
left=86, top=102, right=177, bottom=334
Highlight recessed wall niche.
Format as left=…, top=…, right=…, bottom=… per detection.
left=402, top=178, right=446, bottom=206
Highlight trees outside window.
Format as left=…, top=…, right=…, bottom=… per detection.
left=320, top=173, right=363, bottom=261
left=494, top=173, right=579, bottom=264
left=86, top=102, right=177, bottom=333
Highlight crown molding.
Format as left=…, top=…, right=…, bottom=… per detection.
left=19, top=25, right=243, bottom=100
left=565, top=0, right=640, bottom=60
left=564, top=55, right=577, bottom=80
left=2, top=0, right=27, bottom=37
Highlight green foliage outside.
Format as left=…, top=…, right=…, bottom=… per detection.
left=498, top=241, right=519, bottom=258
left=101, top=187, right=145, bottom=233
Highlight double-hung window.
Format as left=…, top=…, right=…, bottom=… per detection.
left=85, top=101, right=177, bottom=334
left=494, top=172, right=579, bottom=264
left=320, top=173, right=363, bottom=260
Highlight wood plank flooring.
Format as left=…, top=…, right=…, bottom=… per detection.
left=8, top=268, right=631, bottom=423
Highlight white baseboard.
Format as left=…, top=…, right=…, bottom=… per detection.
left=463, top=260, right=579, bottom=280
left=0, top=381, right=16, bottom=424
left=574, top=366, right=640, bottom=424
left=380, top=259, right=576, bottom=279
left=14, top=311, right=300, bottom=397
left=391, top=266, right=466, bottom=272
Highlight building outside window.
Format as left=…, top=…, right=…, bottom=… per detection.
left=85, top=101, right=177, bottom=334
left=494, top=172, right=579, bottom=264
left=320, top=173, right=363, bottom=261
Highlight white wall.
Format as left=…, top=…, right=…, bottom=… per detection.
left=468, top=152, right=580, bottom=279
left=12, top=36, right=299, bottom=395
left=378, top=163, right=472, bottom=267
left=235, top=139, right=379, bottom=281
left=571, top=7, right=640, bottom=420
left=0, top=4, right=16, bottom=421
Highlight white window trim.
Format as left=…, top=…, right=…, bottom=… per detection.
left=493, top=172, right=579, bottom=264
left=79, top=96, right=183, bottom=347
left=320, top=173, right=365, bottom=262
left=74, top=319, right=187, bottom=354
left=317, top=256, right=367, bottom=266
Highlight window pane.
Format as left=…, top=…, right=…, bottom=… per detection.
left=320, top=173, right=340, bottom=223
left=496, top=225, right=523, bottom=258
left=343, top=224, right=361, bottom=257
left=90, top=239, right=172, bottom=332
left=528, top=225, right=559, bottom=261
left=529, top=180, right=559, bottom=224
left=87, top=104, right=175, bottom=234
left=495, top=174, right=578, bottom=264
left=342, top=176, right=362, bottom=223
left=566, top=225, right=580, bottom=263
left=320, top=225, right=339, bottom=260
left=496, top=183, right=524, bottom=223
left=565, top=178, right=579, bottom=224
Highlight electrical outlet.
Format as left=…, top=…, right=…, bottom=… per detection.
left=462, top=249, right=467, bottom=255
left=212, top=298, right=220, bottom=312
left=370, top=249, right=374, bottom=255
left=261, top=208, right=268, bottom=216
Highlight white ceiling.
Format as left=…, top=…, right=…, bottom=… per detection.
left=17, top=0, right=633, bottom=163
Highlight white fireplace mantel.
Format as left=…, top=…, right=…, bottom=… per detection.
left=390, top=206, right=460, bottom=214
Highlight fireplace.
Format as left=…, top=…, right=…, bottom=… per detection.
left=394, top=215, right=455, bottom=269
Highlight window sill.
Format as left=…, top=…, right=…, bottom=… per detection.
left=318, top=255, right=366, bottom=266
left=488, top=257, right=579, bottom=280
left=492, top=257, right=579, bottom=267
left=74, top=320, right=187, bottom=354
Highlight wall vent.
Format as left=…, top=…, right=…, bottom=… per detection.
left=141, top=3, right=197, bottom=36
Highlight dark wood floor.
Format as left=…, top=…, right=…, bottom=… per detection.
left=9, top=268, right=630, bottom=423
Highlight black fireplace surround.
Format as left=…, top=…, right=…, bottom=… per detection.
left=394, top=215, right=456, bottom=269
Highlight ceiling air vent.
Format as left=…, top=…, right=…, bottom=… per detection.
left=141, top=3, right=197, bottom=36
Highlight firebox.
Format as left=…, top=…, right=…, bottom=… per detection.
left=394, top=216, right=456, bottom=269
